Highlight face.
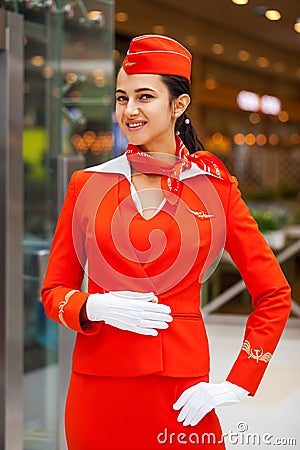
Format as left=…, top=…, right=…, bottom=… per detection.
left=115, top=69, right=177, bottom=153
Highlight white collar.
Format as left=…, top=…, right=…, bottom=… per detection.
left=84, top=153, right=207, bottom=181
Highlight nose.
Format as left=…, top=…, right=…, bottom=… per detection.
left=125, top=98, right=139, bottom=117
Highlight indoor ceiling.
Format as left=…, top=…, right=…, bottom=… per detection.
left=153, top=0, right=300, bottom=55
left=115, top=0, right=300, bottom=84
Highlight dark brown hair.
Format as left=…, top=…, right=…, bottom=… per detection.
left=160, top=75, right=204, bottom=153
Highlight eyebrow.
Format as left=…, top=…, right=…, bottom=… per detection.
left=115, top=88, right=156, bottom=94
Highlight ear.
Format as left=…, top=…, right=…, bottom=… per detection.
left=172, top=94, right=191, bottom=118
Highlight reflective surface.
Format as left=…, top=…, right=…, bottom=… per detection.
left=0, top=10, right=24, bottom=449
left=0, top=1, right=114, bottom=448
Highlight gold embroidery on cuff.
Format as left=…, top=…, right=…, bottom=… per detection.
left=58, top=289, right=79, bottom=328
left=242, top=340, right=272, bottom=364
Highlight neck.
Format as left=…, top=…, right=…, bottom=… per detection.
left=144, top=152, right=178, bottom=165
left=139, top=133, right=177, bottom=157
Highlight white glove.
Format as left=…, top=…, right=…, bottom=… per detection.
left=86, top=291, right=173, bottom=336
left=173, top=381, right=248, bottom=426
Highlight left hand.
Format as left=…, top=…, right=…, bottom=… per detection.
left=173, top=381, right=248, bottom=426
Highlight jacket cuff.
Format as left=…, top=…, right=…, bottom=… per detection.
left=226, top=341, right=273, bottom=396
left=59, top=290, right=102, bottom=335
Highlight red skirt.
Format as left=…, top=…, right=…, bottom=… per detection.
left=65, top=372, right=226, bottom=450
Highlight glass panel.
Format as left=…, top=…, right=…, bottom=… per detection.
left=23, top=7, right=60, bottom=449
left=22, top=1, right=114, bottom=449
left=59, top=0, right=114, bottom=167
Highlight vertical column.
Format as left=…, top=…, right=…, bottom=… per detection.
left=0, top=10, right=24, bottom=450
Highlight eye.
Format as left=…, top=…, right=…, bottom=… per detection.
left=115, top=95, right=128, bottom=103
left=140, top=93, right=154, bottom=101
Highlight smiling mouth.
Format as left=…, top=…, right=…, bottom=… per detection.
left=126, top=121, right=147, bottom=129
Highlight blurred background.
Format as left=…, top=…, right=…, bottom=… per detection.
left=0, top=0, right=299, bottom=449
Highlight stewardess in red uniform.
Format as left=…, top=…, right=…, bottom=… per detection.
left=41, top=34, right=291, bottom=449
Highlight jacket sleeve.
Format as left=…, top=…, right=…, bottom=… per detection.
left=41, top=171, right=101, bottom=335
left=224, top=176, right=291, bottom=395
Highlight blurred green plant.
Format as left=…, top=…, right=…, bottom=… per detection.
left=249, top=204, right=289, bottom=232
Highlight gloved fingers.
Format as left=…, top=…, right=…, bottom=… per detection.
left=184, top=405, right=209, bottom=426
left=105, top=318, right=158, bottom=336
left=175, top=393, right=210, bottom=427
left=174, top=381, right=248, bottom=427
left=112, top=312, right=170, bottom=330
left=186, top=399, right=239, bottom=427
left=111, top=299, right=171, bottom=315
left=110, top=309, right=171, bottom=326
left=142, top=310, right=173, bottom=323
left=111, top=291, right=158, bottom=302
left=173, top=384, right=200, bottom=410
left=176, top=396, right=198, bottom=424
left=141, top=302, right=171, bottom=314
left=138, top=318, right=169, bottom=330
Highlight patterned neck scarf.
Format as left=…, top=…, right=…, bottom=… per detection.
left=126, top=136, right=191, bottom=205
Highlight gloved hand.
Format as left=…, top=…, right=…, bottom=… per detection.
left=173, top=381, right=248, bottom=426
left=86, top=291, right=173, bottom=336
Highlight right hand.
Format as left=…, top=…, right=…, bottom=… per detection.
left=86, top=291, right=173, bottom=336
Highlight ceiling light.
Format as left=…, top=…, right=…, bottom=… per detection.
left=294, top=19, right=300, bottom=33
left=256, top=56, right=269, bottom=68
left=92, top=69, right=105, bottom=79
left=290, top=133, right=300, bottom=145
left=234, top=133, right=245, bottom=145
left=245, top=133, right=256, bottom=146
left=87, top=10, right=103, bottom=21
left=65, top=72, right=78, bottom=84
left=237, top=91, right=260, bottom=112
left=41, top=67, right=54, bottom=79
left=204, top=76, right=217, bottom=90
left=212, top=43, right=224, bottom=55
left=30, top=55, right=45, bottom=67
left=212, top=132, right=224, bottom=145
left=232, top=0, right=248, bottom=5
left=185, top=35, right=197, bottom=46
left=256, top=134, right=267, bottom=146
left=261, top=95, right=281, bottom=115
left=115, top=11, right=128, bottom=23
left=94, top=79, right=106, bottom=88
left=152, top=25, right=165, bottom=34
left=238, top=50, right=250, bottom=61
left=265, top=10, right=281, bottom=21
left=269, top=134, right=279, bottom=145
left=278, top=111, right=289, bottom=123
left=249, top=113, right=260, bottom=124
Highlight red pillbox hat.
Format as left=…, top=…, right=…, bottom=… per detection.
left=122, top=34, right=192, bottom=82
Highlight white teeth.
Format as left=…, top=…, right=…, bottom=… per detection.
left=127, top=122, right=145, bottom=128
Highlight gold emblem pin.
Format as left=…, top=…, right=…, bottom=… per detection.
left=187, top=208, right=215, bottom=220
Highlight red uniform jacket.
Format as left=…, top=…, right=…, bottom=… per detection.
left=41, top=152, right=291, bottom=395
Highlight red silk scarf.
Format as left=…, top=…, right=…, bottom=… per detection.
left=126, top=136, right=224, bottom=205
left=126, top=136, right=191, bottom=205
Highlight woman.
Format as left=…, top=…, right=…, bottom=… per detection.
left=41, top=35, right=291, bottom=449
